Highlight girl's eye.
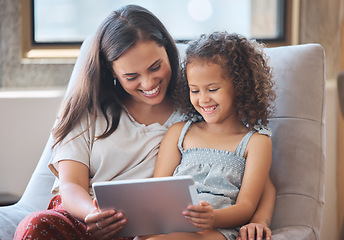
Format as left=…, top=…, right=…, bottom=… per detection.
left=209, top=88, right=219, bottom=92
left=190, top=90, right=199, bottom=94
left=150, top=64, right=161, bottom=71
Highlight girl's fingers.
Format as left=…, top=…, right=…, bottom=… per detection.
left=185, top=215, right=209, bottom=224
left=182, top=201, right=215, bottom=230
left=186, top=201, right=212, bottom=213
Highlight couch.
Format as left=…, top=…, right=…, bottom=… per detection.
left=0, top=38, right=326, bottom=240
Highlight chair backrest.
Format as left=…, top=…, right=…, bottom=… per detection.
left=265, top=44, right=325, bottom=239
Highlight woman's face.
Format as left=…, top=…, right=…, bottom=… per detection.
left=112, top=41, right=172, bottom=107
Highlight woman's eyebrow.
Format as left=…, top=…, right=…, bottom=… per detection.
left=122, top=59, right=161, bottom=77
left=148, top=59, right=161, bottom=70
left=122, top=72, right=138, bottom=77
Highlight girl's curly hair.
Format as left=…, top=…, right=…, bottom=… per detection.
left=177, top=32, right=276, bottom=128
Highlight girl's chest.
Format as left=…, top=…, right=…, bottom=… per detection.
left=183, top=128, right=247, bottom=153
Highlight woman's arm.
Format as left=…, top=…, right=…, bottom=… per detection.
left=59, top=160, right=126, bottom=239
left=58, top=160, right=94, bottom=218
left=250, top=176, right=275, bottom=227
left=236, top=176, right=276, bottom=240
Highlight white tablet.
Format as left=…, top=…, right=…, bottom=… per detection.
left=92, top=175, right=201, bottom=238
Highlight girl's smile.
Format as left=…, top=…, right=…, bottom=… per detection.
left=187, top=60, right=237, bottom=125
left=200, top=104, right=218, bottom=114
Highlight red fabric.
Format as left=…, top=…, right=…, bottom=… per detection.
left=14, top=195, right=133, bottom=240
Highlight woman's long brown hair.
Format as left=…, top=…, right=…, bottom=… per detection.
left=52, top=5, right=180, bottom=148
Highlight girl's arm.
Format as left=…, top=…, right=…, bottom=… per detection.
left=186, top=133, right=272, bottom=229
left=153, top=122, right=185, bottom=177
left=58, top=160, right=126, bottom=239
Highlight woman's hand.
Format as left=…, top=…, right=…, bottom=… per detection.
left=183, top=201, right=215, bottom=230
left=236, top=223, right=271, bottom=240
left=84, top=199, right=127, bottom=240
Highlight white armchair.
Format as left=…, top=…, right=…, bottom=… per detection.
left=0, top=38, right=326, bottom=240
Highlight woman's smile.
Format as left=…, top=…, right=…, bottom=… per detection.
left=112, top=41, right=172, bottom=106
left=140, top=81, right=161, bottom=97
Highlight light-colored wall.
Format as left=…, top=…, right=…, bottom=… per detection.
left=0, top=90, right=64, bottom=196
left=323, top=80, right=339, bottom=240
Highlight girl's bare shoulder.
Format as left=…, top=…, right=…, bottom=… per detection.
left=165, top=121, right=188, bottom=138
left=248, top=131, right=272, bottom=150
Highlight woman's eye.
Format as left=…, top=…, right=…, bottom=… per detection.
left=126, top=76, right=138, bottom=81
left=190, top=90, right=199, bottom=94
left=150, top=64, right=161, bottom=71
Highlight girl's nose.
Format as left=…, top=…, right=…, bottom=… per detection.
left=199, top=91, right=210, bottom=103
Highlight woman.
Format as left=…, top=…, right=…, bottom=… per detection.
left=15, top=5, right=274, bottom=240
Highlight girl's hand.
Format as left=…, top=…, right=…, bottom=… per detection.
left=84, top=199, right=127, bottom=240
left=183, top=201, right=215, bottom=230
left=236, top=223, right=272, bottom=240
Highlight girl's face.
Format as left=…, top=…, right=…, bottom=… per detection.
left=112, top=41, right=172, bottom=107
left=187, top=61, right=237, bottom=124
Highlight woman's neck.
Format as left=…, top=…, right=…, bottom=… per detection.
left=124, top=97, right=174, bottom=125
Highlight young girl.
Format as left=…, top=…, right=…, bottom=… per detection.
left=151, top=32, right=276, bottom=240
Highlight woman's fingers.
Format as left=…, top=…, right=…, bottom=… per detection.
left=85, top=209, right=116, bottom=225
left=94, top=212, right=126, bottom=231
left=85, top=209, right=127, bottom=239
left=263, top=226, right=272, bottom=240
left=93, top=216, right=127, bottom=240
left=93, top=198, right=100, bottom=211
left=236, top=223, right=272, bottom=240
left=237, top=226, right=248, bottom=240
left=247, top=224, right=257, bottom=239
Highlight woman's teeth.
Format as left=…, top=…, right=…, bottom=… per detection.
left=142, top=84, right=160, bottom=95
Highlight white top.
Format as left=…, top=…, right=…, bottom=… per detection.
left=49, top=108, right=182, bottom=198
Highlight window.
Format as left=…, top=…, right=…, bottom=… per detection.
left=22, top=0, right=298, bottom=59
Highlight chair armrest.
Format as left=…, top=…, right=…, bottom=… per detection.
left=272, top=226, right=315, bottom=240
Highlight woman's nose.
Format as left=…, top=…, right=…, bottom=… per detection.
left=140, top=75, right=155, bottom=90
